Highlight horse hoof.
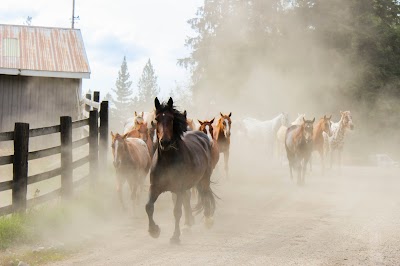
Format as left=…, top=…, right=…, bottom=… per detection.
left=148, top=225, right=161, bottom=238
left=170, top=236, right=181, bottom=245
left=204, top=217, right=214, bottom=229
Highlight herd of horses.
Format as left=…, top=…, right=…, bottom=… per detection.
left=110, top=97, right=354, bottom=243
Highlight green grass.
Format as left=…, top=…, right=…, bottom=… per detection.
left=0, top=214, right=33, bottom=249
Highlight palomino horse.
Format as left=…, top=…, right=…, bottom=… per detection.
left=325, top=111, right=354, bottom=169
left=199, top=118, right=220, bottom=169
left=111, top=132, right=151, bottom=209
left=126, top=120, right=155, bottom=156
left=243, top=113, right=289, bottom=158
left=276, top=113, right=305, bottom=163
left=285, top=117, right=315, bottom=185
left=309, top=115, right=332, bottom=174
left=123, top=111, right=144, bottom=134
left=146, top=97, right=216, bottom=244
left=214, top=112, right=232, bottom=178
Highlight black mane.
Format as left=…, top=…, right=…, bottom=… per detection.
left=156, top=101, right=188, bottom=140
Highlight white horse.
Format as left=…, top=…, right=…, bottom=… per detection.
left=276, top=114, right=306, bottom=164
left=323, top=111, right=354, bottom=169
left=242, top=113, right=289, bottom=158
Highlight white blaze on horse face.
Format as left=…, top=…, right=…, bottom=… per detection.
left=205, top=125, right=212, bottom=140
left=113, top=140, right=119, bottom=166
left=224, top=119, right=231, bottom=137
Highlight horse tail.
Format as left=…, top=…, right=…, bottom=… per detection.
left=192, top=184, right=218, bottom=218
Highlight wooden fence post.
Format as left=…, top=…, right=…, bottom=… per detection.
left=60, top=116, right=73, bottom=199
left=93, top=91, right=100, bottom=111
left=99, top=101, right=109, bottom=174
left=12, top=123, right=29, bottom=213
left=89, top=110, right=99, bottom=185
left=85, top=93, right=92, bottom=113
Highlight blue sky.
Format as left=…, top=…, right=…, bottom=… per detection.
left=1, top=0, right=203, bottom=99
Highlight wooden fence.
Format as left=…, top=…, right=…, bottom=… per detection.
left=0, top=100, right=109, bottom=216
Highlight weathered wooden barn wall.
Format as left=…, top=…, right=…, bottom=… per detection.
left=0, top=75, right=81, bottom=132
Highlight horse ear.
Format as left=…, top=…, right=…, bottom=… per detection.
left=155, top=97, right=161, bottom=110
left=220, top=112, right=223, bottom=117
left=210, top=118, right=215, bottom=124
left=168, top=97, right=173, bottom=108
left=198, top=119, right=203, bottom=124
left=324, top=115, right=326, bottom=120
left=111, top=131, right=115, bottom=138
left=122, top=133, right=129, bottom=139
left=229, top=112, right=232, bottom=117
left=141, top=111, right=144, bottom=117
left=340, top=110, right=343, bottom=115
left=312, top=117, right=315, bottom=123
left=303, top=117, right=306, bottom=123
left=134, top=111, right=137, bottom=116
left=183, top=110, right=187, bottom=117
left=328, top=115, right=332, bottom=120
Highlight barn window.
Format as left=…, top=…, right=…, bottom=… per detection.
left=2, top=38, right=20, bottom=57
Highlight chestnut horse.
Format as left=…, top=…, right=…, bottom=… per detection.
left=309, top=115, right=332, bottom=174
left=111, top=132, right=151, bottom=209
left=146, top=97, right=216, bottom=244
left=214, top=112, right=232, bottom=178
left=126, top=120, right=155, bottom=156
left=198, top=118, right=220, bottom=169
left=285, top=118, right=315, bottom=185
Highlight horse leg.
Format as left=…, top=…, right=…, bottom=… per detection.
left=183, top=190, right=194, bottom=226
left=146, top=185, right=161, bottom=238
left=309, top=153, right=313, bottom=172
left=170, top=192, right=183, bottom=244
left=224, top=150, right=230, bottom=178
left=319, top=149, right=324, bottom=176
left=116, top=175, right=126, bottom=210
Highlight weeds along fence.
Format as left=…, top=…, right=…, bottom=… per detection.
left=0, top=99, right=109, bottom=216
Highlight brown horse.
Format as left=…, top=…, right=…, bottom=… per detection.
left=309, top=115, right=332, bottom=174
left=198, top=118, right=220, bottom=169
left=213, top=112, right=232, bottom=178
left=285, top=117, right=315, bottom=185
left=146, top=97, right=216, bottom=244
left=111, top=132, right=151, bottom=209
left=126, top=120, right=155, bottom=156
left=183, top=110, right=196, bottom=131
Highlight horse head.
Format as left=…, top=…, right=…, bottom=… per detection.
left=111, top=132, right=129, bottom=168
left=340, top=111, right=354, bottom=130
left=323, top=115, right=333, bottom=137
left=218, top=112, right=232, bottom=138
left=198, top=118, right=215, bottom=140
left=302, top=117, right=315, bottom=143
left=154, top=97, right=187, bottom=151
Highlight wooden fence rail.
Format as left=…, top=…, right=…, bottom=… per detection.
left=0, top=98, right=109, bottom=216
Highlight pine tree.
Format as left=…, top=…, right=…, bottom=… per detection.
left=112, top=56, right=133, bottom=124
left=137, top=59, right=160, bottom=110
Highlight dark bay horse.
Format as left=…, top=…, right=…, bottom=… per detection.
left=111, top=132, right=151, bottom=209
left=146, top=97, right=216, bottom=244
left=214, top=112, right=232, bottom=178
left=285, top=118, right=315, bottom=185
left=198, top=118, right=220, bottom=169
left=309, top=115, right=332, bottom=174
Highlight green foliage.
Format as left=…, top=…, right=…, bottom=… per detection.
left=0, top=214, right=32, bottom=249
left=137, top=59, right=160, bottom=111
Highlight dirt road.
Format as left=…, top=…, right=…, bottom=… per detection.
left=48, top=158, right=400, bottom=265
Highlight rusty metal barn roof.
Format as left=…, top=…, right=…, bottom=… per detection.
left=0, top=24, right=90, bottom=79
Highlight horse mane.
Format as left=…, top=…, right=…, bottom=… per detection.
left=156, top=102, right=188, bottom=139
left=293, top=124, right=304, bottom=143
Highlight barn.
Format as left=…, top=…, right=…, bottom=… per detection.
left=0, top=24, right=90, bottom=132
